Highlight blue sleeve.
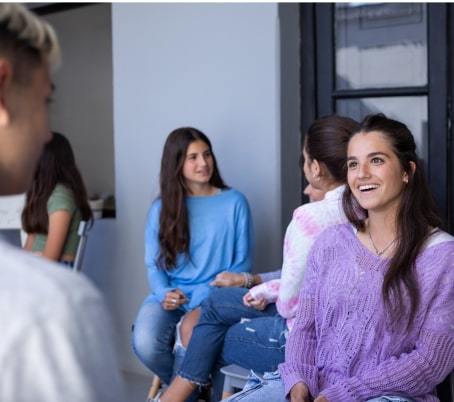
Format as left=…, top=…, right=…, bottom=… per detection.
left=228, top=192, right=253, bottom=274
left=144, top=200, right=173, bottom=302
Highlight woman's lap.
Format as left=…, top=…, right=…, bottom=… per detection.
left=222, top=315, right=286, bottom=373
left=225, top=371, right=414, bottom=402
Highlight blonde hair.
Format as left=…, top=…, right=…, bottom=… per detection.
left=0, top=3, right=60, bottom=78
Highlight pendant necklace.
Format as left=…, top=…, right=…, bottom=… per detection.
left=368, top=228, right=396, bottom=256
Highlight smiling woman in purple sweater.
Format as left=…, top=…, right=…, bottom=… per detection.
left=226, top=114, right=454, bottom=402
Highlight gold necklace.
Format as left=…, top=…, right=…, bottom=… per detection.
left=368, top=229, right=396, bottom=256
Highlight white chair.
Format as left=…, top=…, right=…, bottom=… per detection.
left=73, top=220, right=89, bottom=272
left=220, top=364, right=254, bottom=399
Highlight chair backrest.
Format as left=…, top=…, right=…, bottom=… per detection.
left=73, top=220, right=89, bottom=272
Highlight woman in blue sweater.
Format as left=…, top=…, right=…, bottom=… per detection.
left=132, top=127, right=253, bottom=388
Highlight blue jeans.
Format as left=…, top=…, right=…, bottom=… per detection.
left=225, top=371, right=414, bottom=402
left=178, top=287, right=279, bottom=385
left=132, top=298, right=185, bottom=384
left=222, top=314, right=286, bottom=372
left=224, top=371, right=286, bottom=402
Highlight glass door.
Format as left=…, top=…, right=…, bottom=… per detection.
left=301, top=3, right=452, bottom=232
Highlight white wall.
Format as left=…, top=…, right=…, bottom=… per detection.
left=94, top=3, right=282, bottom=374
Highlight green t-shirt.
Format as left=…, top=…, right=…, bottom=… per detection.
left=32, top=184, right=82, bottom=258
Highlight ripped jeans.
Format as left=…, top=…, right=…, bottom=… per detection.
left=177, top=287, right=284, bottom=386
left=221, top=314, right=287, bottom=373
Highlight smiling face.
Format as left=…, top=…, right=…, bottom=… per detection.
left=182, top=139, right=214, bottom=191
left=347, top=130, right=409, bottom=215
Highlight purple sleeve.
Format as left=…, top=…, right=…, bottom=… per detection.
left=258, top=269, right=281, bottom=282
left=278, top=246, right=320, bottom=398
left=320, top=253, right=454, bottom=401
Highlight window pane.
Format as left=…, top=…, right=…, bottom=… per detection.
left=335, top=3, right=427, bottom=90
left=336, top=96, right=428, bottom=161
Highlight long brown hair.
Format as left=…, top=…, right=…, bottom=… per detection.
left=157, top=127, right=227, bottom=270
left=22, top=132, right=92, bottom=233
left=342, top=114, right=441, bottom=326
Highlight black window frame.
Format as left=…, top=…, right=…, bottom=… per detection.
left=301, top=3, right=453, bottom=234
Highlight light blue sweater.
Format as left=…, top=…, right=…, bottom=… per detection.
left=144, top=188, right=253, bottom=311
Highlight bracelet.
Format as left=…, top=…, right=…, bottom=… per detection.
left=241, top=272, right=253, bottom=289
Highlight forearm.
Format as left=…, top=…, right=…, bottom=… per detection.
left=279, top=288, right=319, bottom=397
left=258, top=269, right=281, bottom=283
left=321, top=330, right=454, bottom=401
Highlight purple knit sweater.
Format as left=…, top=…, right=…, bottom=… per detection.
left=279, top=224, right=454, bottom=402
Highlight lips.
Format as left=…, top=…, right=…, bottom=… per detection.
left=358, top=184, right=379, bottom=192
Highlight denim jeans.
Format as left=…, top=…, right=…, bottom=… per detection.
left=224, top=371, right=286, bottom=402
left=222, top=314, right=286, bottom=373
left=178, top=287, right=279, bottom=385
left=131, top=298, right=185, bottom=384
left=225, top=371, right=414, bottom=402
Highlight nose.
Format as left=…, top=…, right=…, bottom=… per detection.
left=358, top=162, right=371, bottom=179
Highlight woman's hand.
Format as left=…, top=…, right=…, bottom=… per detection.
left=162, top=289, right=187, bottom=310
left=314, top=395, right=328, bottom=402
left=210, top=271, right=244, bottom=287
left=242, top=291, right=268, bottom=310
left=289, top=382, right=310, bottom=402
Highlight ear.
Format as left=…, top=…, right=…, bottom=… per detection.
left=0, top=59, right=13, bottom=127
left=311, top=158, right=321, bottom=180
left=403, top=161, right=416, bottom=183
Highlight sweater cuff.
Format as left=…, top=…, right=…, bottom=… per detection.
left=278, top=363, right=318, bottom=398
left=320, top=381, right=356, bottom=402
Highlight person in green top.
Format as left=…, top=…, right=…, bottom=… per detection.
left=22, top=132, right=92, bottom=266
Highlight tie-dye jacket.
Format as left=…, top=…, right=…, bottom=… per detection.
left=249, top=185, right=347, bottom=331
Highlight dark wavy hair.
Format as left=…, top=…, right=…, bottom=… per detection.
left=22, top=132, right=92, bottom=233
left=157, top=127, right=228, bottom=270
left=301, top=115, right=360, bottom=181
left=342, top=114, right=442, bottom=327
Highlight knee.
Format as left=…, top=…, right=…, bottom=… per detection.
left=200, top=287, right=246, bottom=315
left=132, top=321, right=162, bottom=365
left=179, top=309, right=201, bottom=347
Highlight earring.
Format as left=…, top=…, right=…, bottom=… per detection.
left=403, top=176, right=408, bottom=184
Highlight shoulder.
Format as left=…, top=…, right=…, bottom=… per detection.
left=418, top=231, right=454, bottom=270
left=47, top=184, right=76, bottom=211
left=220, top=188, right=248, bottom=204
left=148, top=198, right=162, bottom=217
left=208, top=188, right=251, bottom=211
left=51, top=184, right=74, bottom=199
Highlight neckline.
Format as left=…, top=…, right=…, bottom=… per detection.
left=348, top=224, right=391, bottom=263
left=186, top=187, right=227, bottom=199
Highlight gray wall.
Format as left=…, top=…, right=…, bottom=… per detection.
left=44, top=4, right=115, bottom=199
left=97, top=3, right=283, bottom=374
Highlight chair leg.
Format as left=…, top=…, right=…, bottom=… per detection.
left=147, top=375, right=161, bottom=399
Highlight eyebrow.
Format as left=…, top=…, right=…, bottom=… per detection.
left=347, top=151, right=390, bottom=161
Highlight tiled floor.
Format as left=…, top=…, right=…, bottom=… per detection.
left=123, top=370, right=152, bottom=402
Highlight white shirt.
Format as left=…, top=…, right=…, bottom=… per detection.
left=0, top=239, right=125, bottom=402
